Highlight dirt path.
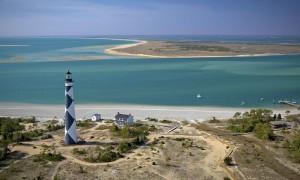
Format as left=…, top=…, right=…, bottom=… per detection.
left=196, top=123, right=300, bottom=180
left=50, top=160, right=67, bottom=180
left=148, top=133, right=235, bottom=180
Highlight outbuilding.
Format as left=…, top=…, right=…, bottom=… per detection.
left=91, top=114, right=101, bottom=121
left=114, top=112, right=134, bottom=125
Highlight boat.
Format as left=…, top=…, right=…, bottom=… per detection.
left=260, top=98, right=265, bottom=101
left=292, top=99, right=297, bottom=104
left=241, top=102, right=246, bottom=106
left=273, top=99, right=275, bottom=104
left=197, top=94, right=202, bottom=98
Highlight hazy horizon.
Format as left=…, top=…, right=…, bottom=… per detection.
left=1, top=0, right=300, bottom=36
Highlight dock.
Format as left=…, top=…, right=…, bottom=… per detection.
left=278, top=100, right=299, bottom=108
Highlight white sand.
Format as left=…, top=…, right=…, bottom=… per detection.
left=0, top=103, right=296, bottom=122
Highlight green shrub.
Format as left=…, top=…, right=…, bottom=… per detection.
left=78, top=166, right=87, bottom=173
left=182, top=140, right=193, bottom=148
left=117, top=141, right=136, bottom=153
left=253, top=123, right=275, bottom=140
left=33, top=144, right=64, bottom=164
left=98, top=150, right=120, bottom=162
left=173, top=138, right=186, bottom=141
left=77, top=120, right=95, bottom=128
left=208, top=117, right=221, bottom=123
left=227, top=109, right=273, bottom=133
left=284, top=134, right=300, bottom=163
left=146, top=117, right=158, bottom=122
left=111, top=124, right=151, bottom=138
left=46, top=124, right=64, bottom=132
left=160, top=120, right=172, bottom=124
left=109, top=125, right=119, bottom=132
left=72, top=148, right=87, bottom=155
left=224, top=157, right=232, bottom=166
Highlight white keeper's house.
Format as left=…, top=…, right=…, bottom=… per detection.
left=114, top=112, right=134, bottom=125
left=91, top=113, right=101, bottom=121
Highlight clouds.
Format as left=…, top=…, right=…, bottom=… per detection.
left=0, top=0, right=300, bottom=36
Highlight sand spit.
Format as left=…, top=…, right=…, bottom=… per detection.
left=105, top=40, right=300, bottom=58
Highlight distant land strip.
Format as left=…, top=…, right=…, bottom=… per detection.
left=105, top=40, right=300, bottom=58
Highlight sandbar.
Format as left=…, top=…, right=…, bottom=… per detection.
left=105, top=40, right=300, bottom=58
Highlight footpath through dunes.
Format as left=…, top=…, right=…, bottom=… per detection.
left=195, top=123, right=300, bottom=180
left=3, top=119, right=300, bottom=179
left=5, top=121, right=236, bottom=180
left=104, top=40, right=300, bottom=58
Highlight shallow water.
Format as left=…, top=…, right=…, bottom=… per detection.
left=0, top=37, right=299, bottom=107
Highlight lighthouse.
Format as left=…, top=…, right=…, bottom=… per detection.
left=64, top=70, right=77, bottom=144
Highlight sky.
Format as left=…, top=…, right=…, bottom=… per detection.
left=0, top=0, right=300, bottom=36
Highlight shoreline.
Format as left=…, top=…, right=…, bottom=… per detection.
left=0, top=103, right=296, bottom=122
left=104, top=39, right=300, bottom=58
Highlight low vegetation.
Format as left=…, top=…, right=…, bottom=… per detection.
left=46, top=124, right=64, bottom=132
left=224, top=156, right=233, bottom=166
left=95, top=125, right=110, bottom=130
left=208, top=117, right=221, bottom=123
left=175, top=44, right=231, bottom=52
left=72, top=124, right=152, bottom=163
left=75, top=139, right=143, bottom=163
left=160, top=120, right=172, bottom=124
left=0, top=117, right=45, bottom=160
left=283, top=133, right=300, bottom=163
left=33, top=144, right=64, bottom=165
left=109, top=124, right=155, bottom=139
left=76, top=120, right=96, bottom=129
left=145, top=117, right=158, bottom=122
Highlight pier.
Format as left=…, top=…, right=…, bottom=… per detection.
left=278, top=100, right=299, bottom=108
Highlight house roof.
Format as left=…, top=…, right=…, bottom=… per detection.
left=270, top=120, right=287, bottom=125
left=92, top=114, right=101, bottom=116
left=293, top=118, right=300, bottom=123
left=115, top=112, right=131, bottom=119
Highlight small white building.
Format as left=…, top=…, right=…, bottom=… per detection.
left=91, top=114, right=101, bottom=121
left=115, top=112, right=134, bottom=125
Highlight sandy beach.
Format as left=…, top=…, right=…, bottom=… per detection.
left=0, top=103, right=296, bottom=122
left=105, top=40, right=300, bottom=58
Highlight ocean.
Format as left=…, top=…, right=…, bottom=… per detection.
left=0, top=36, right=299, bottom=108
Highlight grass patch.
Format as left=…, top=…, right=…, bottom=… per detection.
left=160, top=120, right=172, bottom=124
left=33, top=144, right=64, bottom=165
left=146, top=117, right=158, bottom=122
left=77, top=120, right=96, bottom=129
left=95, top=125, right=110, bottom=130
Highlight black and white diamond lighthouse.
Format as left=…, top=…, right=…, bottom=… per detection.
left=64, top=71, right=77, bottom=144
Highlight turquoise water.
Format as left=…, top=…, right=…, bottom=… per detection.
left=0, top=37, right=299, bottom=107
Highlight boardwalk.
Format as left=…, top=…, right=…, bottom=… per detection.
left=278, top=100, right=299, bottom=108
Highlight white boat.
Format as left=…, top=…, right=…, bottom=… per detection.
left=292, top=99, right=297, bottom=104
left=241, top=102, right=246, bottom=106
left=197, top=94, right=202, bottom=98
left=260, top=98, right=265, bottom=101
